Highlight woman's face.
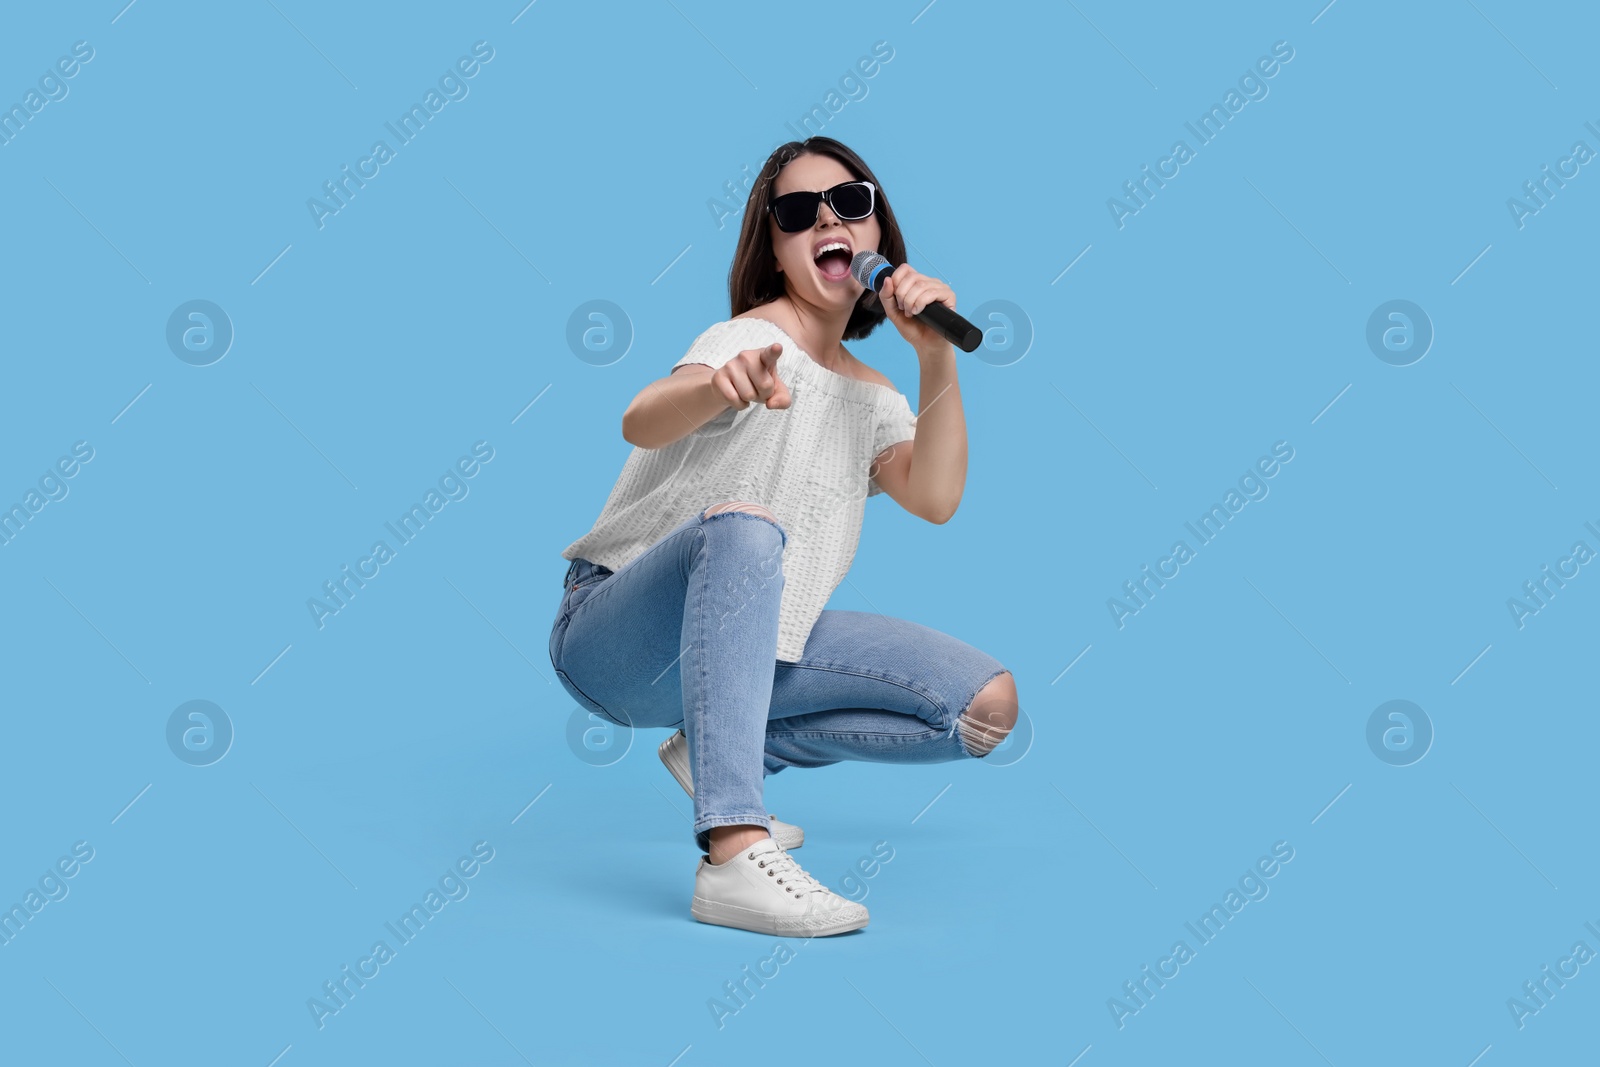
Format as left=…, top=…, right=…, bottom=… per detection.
left=769, top=153, right=882, bottom=312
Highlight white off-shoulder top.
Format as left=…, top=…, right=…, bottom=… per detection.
left=560, top=316, right=919, bottom=662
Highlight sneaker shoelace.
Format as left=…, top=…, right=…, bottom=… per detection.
left=755, top=848, right=828, bottom=900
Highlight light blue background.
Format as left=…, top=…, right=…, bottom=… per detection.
left=2, top=1, right=1596, bottom=1064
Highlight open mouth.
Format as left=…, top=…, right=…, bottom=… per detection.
left=813, top=241, right=853, bottom=281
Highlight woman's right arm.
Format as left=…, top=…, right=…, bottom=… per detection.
left=622, top=343, right=790, bottom=450
left=620, top=365, right=731, bottom=450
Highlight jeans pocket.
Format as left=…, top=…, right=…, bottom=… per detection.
left=565, top=569, right=614, bottom=616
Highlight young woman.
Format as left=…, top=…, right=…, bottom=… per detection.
left=548, top=136, right=1019, bottom=937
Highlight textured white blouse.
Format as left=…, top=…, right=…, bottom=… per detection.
left=561, top=316, right=919, bottom=662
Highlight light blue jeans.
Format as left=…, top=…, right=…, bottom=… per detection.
left=548, top=507, right=1011, bottom=853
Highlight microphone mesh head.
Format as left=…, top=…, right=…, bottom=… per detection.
left=850, top=250, right=888, bottom=289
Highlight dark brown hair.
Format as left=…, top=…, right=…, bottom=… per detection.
left=728, top=137, right=907, bottom=342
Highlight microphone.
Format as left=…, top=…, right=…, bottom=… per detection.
left=851, top=251, right=982, bottom=353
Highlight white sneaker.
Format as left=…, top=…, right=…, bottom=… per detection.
left=658, top=730, right=805, bottom=850
left=693, top=836, right=869, bottom=936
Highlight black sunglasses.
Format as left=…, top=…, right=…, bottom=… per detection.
left=767, top=180, right=877, bottom=233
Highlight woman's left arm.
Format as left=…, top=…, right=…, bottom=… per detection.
left=871, top=267, right=969, bottom=524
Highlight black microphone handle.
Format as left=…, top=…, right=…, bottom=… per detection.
left=913, top=299, right=982, bottom=353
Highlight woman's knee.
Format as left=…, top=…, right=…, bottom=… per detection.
left=956, top=670, right=1018, bottom=759
left=703, top=500, right=778, bottom=523
left=700, top=500, right=787, bottom=552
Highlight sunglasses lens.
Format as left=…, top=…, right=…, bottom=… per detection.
left=830, top=182, right=873, bottom=219
left=771, top=192, right=819, bottom=232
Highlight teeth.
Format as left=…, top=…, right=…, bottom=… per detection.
left=813, top=241, right=850, bottom=261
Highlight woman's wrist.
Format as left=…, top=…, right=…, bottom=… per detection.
left=703, top=371, right=733, bottom=413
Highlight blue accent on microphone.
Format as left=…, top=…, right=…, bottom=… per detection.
left=867, top=262, right=892, bottom=289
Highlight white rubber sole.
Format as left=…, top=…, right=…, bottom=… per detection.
left=691, top=895, right=869, bottom=937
